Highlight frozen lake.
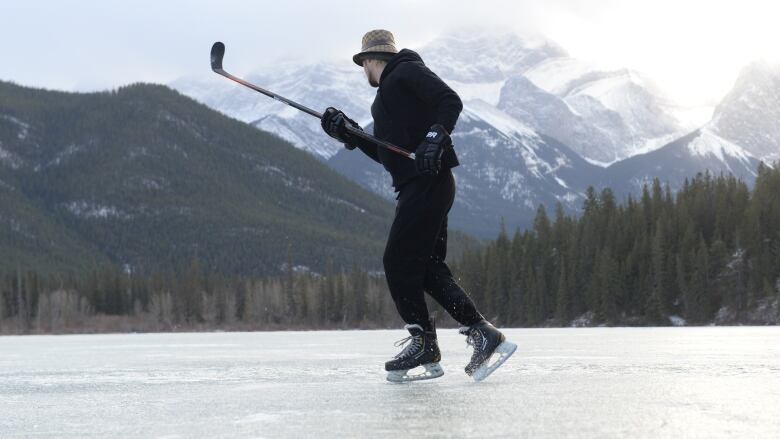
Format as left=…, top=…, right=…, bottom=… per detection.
left=2, top=327, right=779, bottom=438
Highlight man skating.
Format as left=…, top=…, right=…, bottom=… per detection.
left=320, top=30, right=516, bottom=382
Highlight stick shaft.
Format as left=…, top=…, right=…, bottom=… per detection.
left=212, top=68, right=414, bottom=159
left=214, top=68, right=322, bottom=118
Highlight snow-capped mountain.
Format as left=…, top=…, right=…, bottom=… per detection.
left=597, top=58, right=780, bottom=199
left=417, top=31, right=690, bottom=164
left=523, top=58, right=689, bottom=164
left=417, top=31, right=566, bottom=104
left=328, top=100, right=602, bottom=237
left=173, top=30, right=690, bottom=165
left=602, top=60, right=779, bottom=196
left=708, top=61, right=780, bottom=164
left=170, top=30, right=769, bottom=237
left=419, top=31, right=567, bottom=84
left=603, top=129, right=760, bottom=196
left=497, top=75, right=631, bottom=165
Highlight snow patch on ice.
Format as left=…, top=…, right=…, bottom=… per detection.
left=234, top=413, right=279, bottom=425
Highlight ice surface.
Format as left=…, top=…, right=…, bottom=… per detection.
left=2, top=327, right=780, bottom=438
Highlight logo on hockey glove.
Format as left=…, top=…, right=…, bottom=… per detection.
left=426, top=131, right=438, bottom=139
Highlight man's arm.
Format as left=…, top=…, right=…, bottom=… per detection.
left=352, top=137, right=381, bottom=164
left=398, top=62, right=463, bottom=133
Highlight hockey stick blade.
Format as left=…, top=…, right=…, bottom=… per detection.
left=210, top=42, right=225, bottom=71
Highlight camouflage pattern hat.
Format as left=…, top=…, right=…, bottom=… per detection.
left=353, top=29, right=398, bottom=66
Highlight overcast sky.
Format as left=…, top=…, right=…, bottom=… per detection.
left=2, top=0, right=778, bottom=106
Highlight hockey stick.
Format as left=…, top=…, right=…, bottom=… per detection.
left=210, top=42, right=414, bottom=160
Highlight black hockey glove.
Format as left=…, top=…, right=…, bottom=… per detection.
left=321, top=107, right=362, bottom=150
left=415, top=124, right=451, bottom=175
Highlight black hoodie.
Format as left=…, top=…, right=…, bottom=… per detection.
left=354, top=49, right=462, bottom=190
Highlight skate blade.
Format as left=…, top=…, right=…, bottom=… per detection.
left=472, top=341, right=517, bottom=382
left=386, top=362, right=444, bottom=383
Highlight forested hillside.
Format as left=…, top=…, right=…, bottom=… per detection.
left=0, top=81, right=398, bottom=275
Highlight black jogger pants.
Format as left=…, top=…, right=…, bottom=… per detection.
left=383, top=169, right=483, bottom=332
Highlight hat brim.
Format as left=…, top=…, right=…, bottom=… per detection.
left=352, top=49, right=397, bottom=66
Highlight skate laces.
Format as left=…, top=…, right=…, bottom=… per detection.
left=459, top=326, right=483, bottom=350
left=394, top=324, right=424, bottom=359
left=393, top=334, right=423, bottom=359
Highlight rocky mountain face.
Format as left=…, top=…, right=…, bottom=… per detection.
left=497, top=75, right=628, bottom=165
left=422, top=33, right=688, bottom=165
left=708, top=61, right=780, bottom=164
left=523, top=58, right=688, bottom=164
left=603, top=130, right=760, bottom=197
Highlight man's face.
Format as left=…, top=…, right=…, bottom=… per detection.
left=363, top=59, right=380, bottom=88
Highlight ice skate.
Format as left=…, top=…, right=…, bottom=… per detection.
left=459, top=320, right=516, bottom=382
left=385, top=321, right=443, bottom=383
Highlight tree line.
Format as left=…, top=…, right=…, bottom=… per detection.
left=2, top=165, right=779, bottom=334
left=454, top=164, right=780, bottom=326
left=0, top=261, right=402, bottom=334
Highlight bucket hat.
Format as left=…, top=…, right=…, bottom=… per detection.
left=353, top=29, right=398, bottom=66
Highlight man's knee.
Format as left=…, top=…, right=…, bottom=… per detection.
left=424, top=259, right=454, bottom=291
left=384, top=247, right=427, bottom=285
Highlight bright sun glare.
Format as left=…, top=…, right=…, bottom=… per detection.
left=538, top=0, right=780, bottom=106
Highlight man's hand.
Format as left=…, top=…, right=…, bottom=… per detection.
left=321, top=107, right=362, bottom=150
left=415, top=124, right=451, bottom=175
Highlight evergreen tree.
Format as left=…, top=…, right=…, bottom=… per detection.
left=554, top=258, right=571, bottom=324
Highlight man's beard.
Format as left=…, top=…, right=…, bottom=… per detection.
left=369, top=77, right=379, bottom=87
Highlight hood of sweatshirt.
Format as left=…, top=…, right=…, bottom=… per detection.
left=379, top=49, right=424, bottom=84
